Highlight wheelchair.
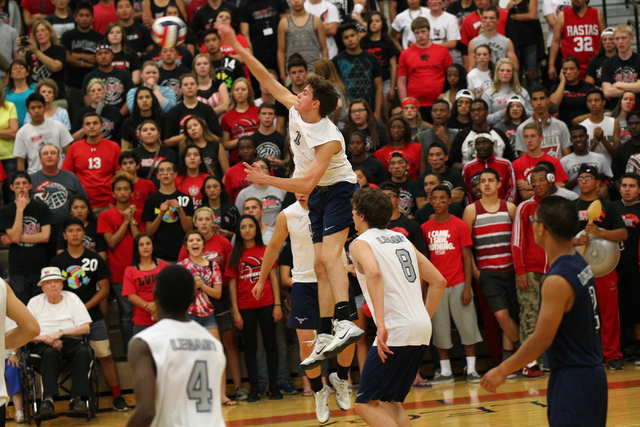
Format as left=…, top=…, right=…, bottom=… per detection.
left=19, top=336, right=100, bottom=426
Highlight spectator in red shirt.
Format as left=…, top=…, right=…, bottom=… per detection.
left=373, top=115, right=425, bottom=180
left=513, top=122, right=569, bottom=200
left=221, top=77, right=259, bottom=165
left=93, top=0, right=119, bottom=34
left=175, top=144, right=211, bottom=208
left=460, top=0, right=509, bottom=49
left=398, top=17, right=453, bottom=120
left=224, top=136, right=257, bottom=201
left=21, top=0, right=55, bottom=28
left=96, top=172, right=144, bottom=353
left=62, top=112, right=121, bottom=210
left=118, top=151, right=157, bottom=212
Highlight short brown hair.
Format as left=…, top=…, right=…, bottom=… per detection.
left=351, top=187, right=393, bottom=229
left=305, top=74, right=339, bottom=118
left=411, top=17, right=430, bottom=32
left=523, top=122, right=543, bottom=136
left=111, top=171, right=134, bottom=191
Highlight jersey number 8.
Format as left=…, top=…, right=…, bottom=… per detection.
left=395, top=249, right=417, bottom=283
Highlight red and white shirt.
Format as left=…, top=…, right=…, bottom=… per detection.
left=421, top=215, right=472, bottom=287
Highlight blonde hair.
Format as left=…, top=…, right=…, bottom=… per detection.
left=614, top=24, right=634, bottom=37
left=230, top=78, right=255, bottom=109
left=313, top=59, right=347, bottom=100
left=87, top=78, right=105, bottom=91
left=491, top=58, right=523, bottom=97
left=192, top=53, right=216, bottom=81
left=32, top=20, right=61, bottom=47
left=193, top=206, right=215, bottom=225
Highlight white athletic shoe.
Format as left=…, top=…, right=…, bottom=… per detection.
left=314, top=385, right=332, bottom=424
left=300, top=333, right=333, bottom=370
left=322, top=320, right=364, bottom=359
left=329, top=372, right=351, bottom=411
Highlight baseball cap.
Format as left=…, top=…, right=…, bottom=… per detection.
left=577, top=164, right=600, bottom=179
left=37, top=266, right=64, bottom=287
left=456, top=89, right=474, bottom=101
left=601, top=27, right=614, bottom=37
left=507, top=95, right=525, bottom=106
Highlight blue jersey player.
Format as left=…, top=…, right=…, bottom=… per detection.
left=482, top=196, right=607, bottom=427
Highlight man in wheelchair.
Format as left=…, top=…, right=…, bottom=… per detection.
left=26, top=267, right=92, bottom=418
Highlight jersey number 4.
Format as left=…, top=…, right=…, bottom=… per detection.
left=187, top=360, right=213, bottom=412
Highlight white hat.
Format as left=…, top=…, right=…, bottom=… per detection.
left=507, top=95, right=525, bottom=106
left=37, top=266, right=64, bottom=287
left=455, top=89, right=474, bottom=101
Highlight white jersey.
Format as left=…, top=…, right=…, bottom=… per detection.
left=289, top=107, right=357, bottom=186
left=134, top=319, right=227, bottom=427
left=283, top=202, right=316, bottom=283
left=580, top=117, right=617, bottom=165
left=0, top=281, right=6, bottom=407
left=351, top=228, right=431, bottom=347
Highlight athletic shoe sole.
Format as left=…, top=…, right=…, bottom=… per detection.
left=321, top=329, right=364, bottom=359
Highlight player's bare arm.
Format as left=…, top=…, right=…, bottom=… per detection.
left=481, top=275, right=574, bottom=392
left=127, top=338, right=157, bottom=427
left=253, top=211, right=290, bottom=300
left=415, top=250, right=446, bottom=317
left=350, top=239, right=393, bottom=363
left=244, top=140, right=342, bottom=194
left=215, top=22, right=297, bottom=110
left=5, top=283, right=39, bottom=349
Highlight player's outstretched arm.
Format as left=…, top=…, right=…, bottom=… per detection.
left=415, top=250, right=446, bottom=318
left=127, top=338, right=157, bottom=427
left=5, top=283, right=39, bottom=349
left=215, top=22, right=298, bottom=110
left=481, top=275, right=573, bottom=392
left=253, top=211, right=290, bottom=300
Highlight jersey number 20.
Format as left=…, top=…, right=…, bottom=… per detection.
left=187, top=360, right=213, bottom=412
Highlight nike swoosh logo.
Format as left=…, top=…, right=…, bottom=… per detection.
left=315, top=345, right=326, bottom=355
left=338, top=331, right=348, bottom=339
left=324, top=225, right=336, bottom=231
left=357, top=393, right=363, bottom=397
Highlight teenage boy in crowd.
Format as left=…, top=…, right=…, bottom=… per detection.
left=580, top=88, right=620, bottom=165
left=118, top=151, right=157, bottom=212
left=416, top=100, right=459, bottom=153
left=463, top=169, right=519, bottom=375
left=0, top=172, right=51, bottom=304
left=462, top=134, right=516, bottom=203
left=387, top=152, right=417, bottom=217
left=414, top=142, right=465, bottom=208
left=52, top=217, right=131, bottom=411
left=513, top=122, right=569, bottom=200
left=97, top=172, right=143, bottom=353
left=615, top=173, right=640, bottom=364
left=143, top=160, right=194, bottom=262
left=561, top=124, right=613, bottom=196
left=381, top=182, right=427, bottom=253
left=574, top=164, right=627, bottom=370
left=422, top=184, right=483, bottom=383
left=252, top=103, right=286, bottom=166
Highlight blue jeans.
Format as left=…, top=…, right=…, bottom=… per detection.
left=111, top=282, right=134, bottom=354
left=9, top=274, right=41, bottom=306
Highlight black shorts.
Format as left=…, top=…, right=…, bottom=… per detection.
left=288, top=282, right=358, bottom=330
left=480, top=270, right=518, bottom=316
left=617, top=269, right=640, bottom=326
left=307, top=181, right=357, bottom=244
left=356, top=345, right=427, bottom=404
left=547, top=366, right=607, bottom=427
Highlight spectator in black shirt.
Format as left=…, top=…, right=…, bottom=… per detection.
left=21, top=19, right=67, bottom=99
left=381, top=181, right=427, bottom=253
left=158, top=46, right=190, bottom=103
left=348, top=131, right=388, bottom=185
left=117, top=0, right=153, bottom=57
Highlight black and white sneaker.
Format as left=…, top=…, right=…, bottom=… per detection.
left=113, top=396, right=131, bottom=411
left=300, top=333, right=333, bottom=370
left=321, top=320, right=364, bottom=359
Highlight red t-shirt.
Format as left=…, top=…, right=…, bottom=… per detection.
left=373, top=142, right=423, bottom=180
left=21, top=0, right=55, bottom=17
left=512, top=153, right=569, bottom=182
left=96, top=206, right=145, bottom=282
left=421, top=215, right=472, bottom=287
left=62, top=138, right=121, bottom=208
left=561, top=7, right=600, bottom=79
left=224, top=245, right=275, bottom=309
left=131, top=178, right=157, bottom=213
left=93, top=2, right=119, bottom=34
left=221, top=106, right=260, bottom=164
left=220, top=35, right=250, bottom=57
left=224, top=162, right=250, bottom=202
left=178, top=232, right=233, bottom=286
left=122, top=261, right=168, bottom=325
left=460, top=9, right=509, bottom=46
left=175, top=172, right=209, bottom=208
left=186, top=0, right=207, bottom=22
left=398, top=44, right=453, bottom=108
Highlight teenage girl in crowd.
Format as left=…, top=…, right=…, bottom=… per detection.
left=466, top=44, right=494, bottom=96
left=175, top=144, right=211, bottom=208
left=200, top=176, right=239, bottom=240
left=226, top=215, right=282, bottom=402
left=482, top=58, right=533, bottom=126
left=448, top=89, right=473, bottom=133
left=401, top=98, right=429, bottom=138
left=439, top=64, right=468, bottom=109
left=194, top=53, right=229, bottom=117
left=181, top=116, right=228, bottom=179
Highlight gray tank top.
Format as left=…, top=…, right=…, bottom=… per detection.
left=286, top=14, right=321, bottom=71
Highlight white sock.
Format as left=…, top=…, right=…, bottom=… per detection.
left=527, top=360, right=537, bottom=368
left=466, top=356, right=476, bottom=374
left=440, top=359, right=452, bottom=376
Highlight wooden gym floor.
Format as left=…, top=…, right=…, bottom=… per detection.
left=6, top=363, right=640, bottom=426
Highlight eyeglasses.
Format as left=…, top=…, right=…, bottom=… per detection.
left=351, top=109, right=366, bottom=114
left=529, top=215, right=542, bottom=225
left=577, top=176, right=595, bottom=182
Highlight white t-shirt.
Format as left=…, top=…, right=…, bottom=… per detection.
left=283, top=202, right=317, bottom=283
left=352, top=228, right=432, bottom=347
left=560, top=151, right=613, bottom=195
left=27, top=290, right=92, bottom=336
left=305, top=0, right=341, bottom=59
left=289, top=107, right=357, bottom=186
left=426, top=10, right=461, bottom=63
left=542, top=0, right=572, bottom=47
left=467, top=68, right=492, bottom=95
left=13, top=118, right=73, bottom=175
left=580, top=116, right=617, bottom=165
left=134, top=319, right=226, bottom=427
left=391, top=7, right=430, bottom=49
